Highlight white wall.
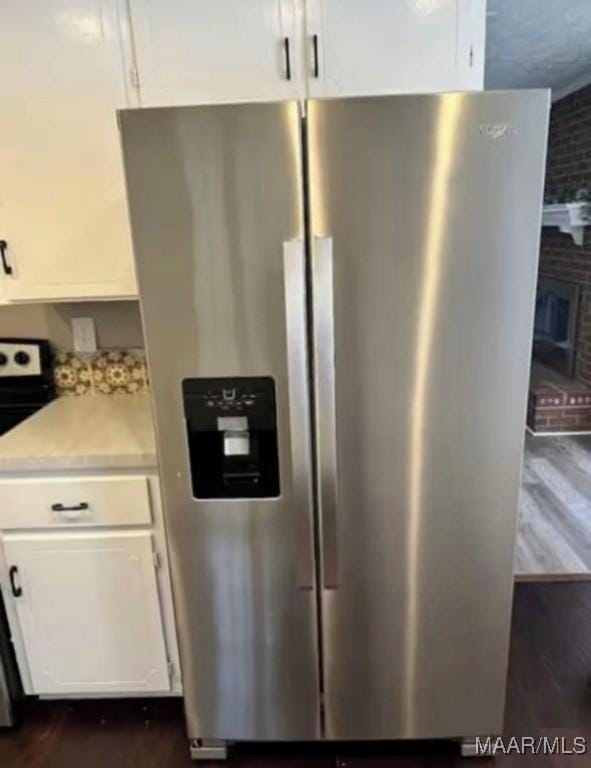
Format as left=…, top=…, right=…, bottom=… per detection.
left=0, top=302, right=144, bottom=349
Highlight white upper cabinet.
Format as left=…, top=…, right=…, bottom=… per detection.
left=0, top=0, right=138, bottom=302
left=305, top=0, right=486, bottom=98
left=128, top=0, right=305, bottom=106
left=3, top=531, right=170, bottom=695
left=127, top=0, right=485, bottom=108
left=0, top=0, right=486, bottom=305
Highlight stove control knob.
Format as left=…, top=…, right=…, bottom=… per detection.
left=14, top=351, right=30, bottom=366
left=0, top=352, right=7, bottom=366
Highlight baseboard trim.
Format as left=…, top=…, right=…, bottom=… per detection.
left=515, top=572, right=591, bottom=583
left=526, top=426, right=591, bottom=438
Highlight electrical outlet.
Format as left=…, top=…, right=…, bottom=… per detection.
left=72, top=317, right=97, bottom=353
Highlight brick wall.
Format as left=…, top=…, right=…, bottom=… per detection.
left=538, top=83, right=591, bottom=386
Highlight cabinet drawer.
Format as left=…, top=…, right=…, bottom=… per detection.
left=0, top=475, right=152, bottom=529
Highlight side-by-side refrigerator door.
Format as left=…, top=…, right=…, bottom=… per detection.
left=119, top=102, right=320, bottom=741
left=308, top=91, right=549, bottom=740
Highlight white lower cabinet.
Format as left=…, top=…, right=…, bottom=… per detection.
left=3, top=530, right=170, bottom=696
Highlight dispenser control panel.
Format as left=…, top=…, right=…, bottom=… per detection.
left=182, top=378, right=276, bottom=427
left=182, top=377, right=279, bottom=499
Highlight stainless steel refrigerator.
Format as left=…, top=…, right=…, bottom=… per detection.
left=119, top=91, right=549, bottom=755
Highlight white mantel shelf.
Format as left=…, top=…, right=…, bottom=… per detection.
left=542, top=202, right=590, bottom=246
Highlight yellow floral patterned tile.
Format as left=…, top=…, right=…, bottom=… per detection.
left=90, top=349, right=148, bottom=395
left=53, top=351, right=92, bottom=396
left=53, top=349, right=149, bottom=396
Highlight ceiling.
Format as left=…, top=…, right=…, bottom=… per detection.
left=485, top=0, right=591, bottom=100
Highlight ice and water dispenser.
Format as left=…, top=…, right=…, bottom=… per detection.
left=182, top=377, right=280, bottom=498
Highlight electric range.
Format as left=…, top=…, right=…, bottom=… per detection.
left=0, top=338, right=55, bottom=437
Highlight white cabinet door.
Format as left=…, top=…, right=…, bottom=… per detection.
left=0, top=0, right=138, bottom=301
left=129, top=0, right=304, bottom=106
left=0, top=254, right=7, bottom=305
left=305, top=0, right=485, bottom=98
left=3, top=531, right=170, bottom=695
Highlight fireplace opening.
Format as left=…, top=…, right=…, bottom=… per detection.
left=533, top=277, right=580, bottom=378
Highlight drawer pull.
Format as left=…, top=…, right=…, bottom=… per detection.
left=9, top=565, right=22, bottom=598
left=51, top=502, right=89, bottom=513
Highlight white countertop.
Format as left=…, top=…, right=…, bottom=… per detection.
left=0, top=395, right=157, bottom=472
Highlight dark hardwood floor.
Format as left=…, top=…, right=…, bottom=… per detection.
left=2, top=583, right=591, bottom=766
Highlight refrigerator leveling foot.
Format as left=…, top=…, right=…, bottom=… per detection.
left=189, top=739, right=228, bottom=760
left=459, top=737, right=496, bottom=758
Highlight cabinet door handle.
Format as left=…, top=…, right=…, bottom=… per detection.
left=51, top=502, right=89, bottom=513
left=9, top=566, right=22, bottom=598
left=312, top=34, right=320, bottom=78
left=283, top=36, right=292, bottom=81
left=0, top=240, right=13, bottom=276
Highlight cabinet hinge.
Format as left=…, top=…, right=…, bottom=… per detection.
left=130, top=67, right=140, bottom=89
left=152, top=550, right=161, bottom=570
left=469, top=45, right=474, bottom=68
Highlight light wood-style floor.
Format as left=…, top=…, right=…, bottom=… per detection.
left=516, top=432, right=591, bottom=577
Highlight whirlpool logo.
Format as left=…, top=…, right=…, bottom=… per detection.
left=479, top=122, right=514, bottom=139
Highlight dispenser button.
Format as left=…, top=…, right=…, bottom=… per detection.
left=224, top=432, right=250, bottom=456
left=222, top=388, right=236, bottom=401
left=218, top=416, right=248, bottom=431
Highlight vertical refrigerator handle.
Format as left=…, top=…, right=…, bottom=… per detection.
left=283, top=240, right=315, bottom=591
left=312, top=236, right=339, bottom=589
